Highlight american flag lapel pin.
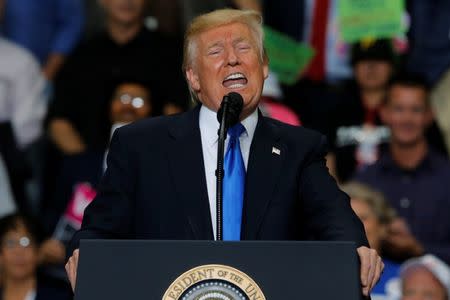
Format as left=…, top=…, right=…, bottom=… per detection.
left=272, top=147, right=281, bottom=155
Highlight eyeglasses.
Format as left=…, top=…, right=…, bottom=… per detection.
left=117, top=94, right=146, bottom=109
left=2, top=236, right=33, bottom=249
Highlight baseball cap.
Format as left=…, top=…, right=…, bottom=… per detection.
left=350, top=38, right=396, bottom=66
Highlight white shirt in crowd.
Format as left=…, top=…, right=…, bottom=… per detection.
left=0, top=37, right=46, bottom=149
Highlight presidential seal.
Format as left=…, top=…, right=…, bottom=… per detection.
left=163, top=264, right=266, bottom=300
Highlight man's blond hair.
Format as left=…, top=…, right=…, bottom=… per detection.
left=182, top=9, right=266, bottom=73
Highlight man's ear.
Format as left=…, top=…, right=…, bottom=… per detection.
left=186, top=68, right=200, bottom=92
left=263, top=61, right=269, bottom=80
left=262, top=52, right=269, bottom=79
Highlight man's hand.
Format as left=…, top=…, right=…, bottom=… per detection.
left=389, top=218, right=411, bottom=235
left=357, top=246, right=384, bottom=297
left=39, top=238, right=66, bottom=265
left=386, top=232, right=424, bottom=257
left=65, top=249, right=79, bottom=291
left=387, top=218, right=424, bottom=257
left=49, top=119, right=87, bottom=155
left=42, top=53, right=65, bottom=80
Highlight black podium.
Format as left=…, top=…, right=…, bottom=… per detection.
left=75, top=240, right=362, bottom=299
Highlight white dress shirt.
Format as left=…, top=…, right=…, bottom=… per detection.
left=199, top=105, right=258, bottom=239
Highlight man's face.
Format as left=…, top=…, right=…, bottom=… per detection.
left=100, top=0, right=145, bottom=25
left=110, top=83, right=152, bottom=123
left=402, top=267, right=447, bottom=300
left=382, top=85, right=431, bottom=146
left=354, top=60, right=392, bottom=91
left=186, top=22, right=269, bottom=119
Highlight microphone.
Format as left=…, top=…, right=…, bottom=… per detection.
left=215, top=92, right=244, bottom=241
left=217, top=92, right=244, bottom=129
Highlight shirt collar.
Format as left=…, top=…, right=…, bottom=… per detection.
left=379, top=147, right=439, bottom=173
left=199, top=105, right=258, bottom=147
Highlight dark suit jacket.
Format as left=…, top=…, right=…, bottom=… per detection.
left=70, top=106, right=368, bottom=250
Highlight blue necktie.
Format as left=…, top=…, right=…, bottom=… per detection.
left=223, top=123, right=246, bottom=241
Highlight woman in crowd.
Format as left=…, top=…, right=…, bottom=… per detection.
left=341, top=181, right=400, bottom=299
left=0, top=213, right=71, bottom=300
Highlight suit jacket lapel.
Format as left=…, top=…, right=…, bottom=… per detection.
left=242, top=115, right=285, bottom=239
left=167, top=106, right=214, bottom=240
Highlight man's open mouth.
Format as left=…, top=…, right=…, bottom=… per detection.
left=222, top=72, right=248, bottom=89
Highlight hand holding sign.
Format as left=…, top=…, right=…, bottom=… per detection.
left=53, top=183, right=96, bottom=242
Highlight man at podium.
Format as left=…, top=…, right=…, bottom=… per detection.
left=66, top=9, right=383, bottom=297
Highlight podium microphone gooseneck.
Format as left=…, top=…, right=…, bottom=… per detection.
left=215, top=92, right=244, bottom=241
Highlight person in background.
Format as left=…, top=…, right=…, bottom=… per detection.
left=264, top=0, right=352, bottom=84
left=44, top=0, right=187, bottom=233
left=0, top=213, right=72, bottom=300
left=430, top=68, right=450, bottom=158
left=392, top=254, right=450, bottom=300
left=328, top=41, right=447, bottom=183
left=0, top=0, right=47, bottom=215
left=47, top=0, right=187, bottom=157
left=356, top=74, right=450, bottom=265
left=39, top=79, right=154, bottom=273
left=406, top=0, right=450, bottom=159
left=406, top=0, right=450, bottom=161
left=105, top=80, right=153, bottom=170
left=406, top=0, right=450, bottom=87
left=341, top=181, right=400, bottom=300
left=263, top=0, right=352, bottom=136
left=1, top=0, right=84, bottom=81
left=327, top=39, right=395, bottom=182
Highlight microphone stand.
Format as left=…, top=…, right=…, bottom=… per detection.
left=215, top=96, right=230, bottom=241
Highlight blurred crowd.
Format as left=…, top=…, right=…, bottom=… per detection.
left=1, top=0, right=450, bottom=299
